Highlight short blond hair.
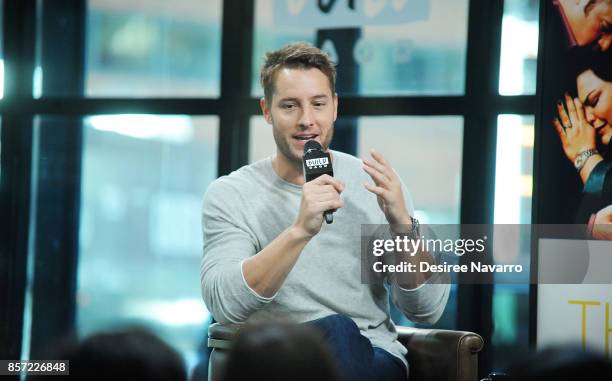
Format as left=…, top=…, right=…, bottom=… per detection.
left=260, top=42, right=337, bottom=103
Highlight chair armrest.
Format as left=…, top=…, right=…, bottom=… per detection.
left=396, top=326, right=484, bottom=381
left=207, top=323, right=242, bottom=381
left=207, top=323, right=241, bottom=350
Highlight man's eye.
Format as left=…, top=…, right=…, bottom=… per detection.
left=313, top=102, right=326, bottom=107
left=282, top=104, right=296, bottom=109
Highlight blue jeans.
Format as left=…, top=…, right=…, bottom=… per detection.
left=306, top=314, right=408, bottom=381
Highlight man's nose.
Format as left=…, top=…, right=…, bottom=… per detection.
left=298, top=106, right=315, bottom=127
left=598, top=35, right=612, bottom=51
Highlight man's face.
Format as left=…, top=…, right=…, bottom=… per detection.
left=560, top=0, right=612, bottom=51
left=577, top=69, right=612, bottom=146
left=261, top=68, right=338, bottom=166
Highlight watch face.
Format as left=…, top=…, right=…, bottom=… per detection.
left=575, top=156, right=585, bottom=169
left=574, top=150, right=596, bottom=170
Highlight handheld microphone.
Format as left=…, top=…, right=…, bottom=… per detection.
left=302, top=140, right=335, bottom=224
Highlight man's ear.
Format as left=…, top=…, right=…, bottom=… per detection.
left=260, top=97, right=273, bottom=124
left=333, top=93, right=338, bottom=122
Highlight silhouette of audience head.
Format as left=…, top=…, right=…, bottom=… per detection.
left=34, top=326, right=186, bottom=381
left=221, top=322, right=341, bottom=381
left=507, top=346, right=612, bottom=381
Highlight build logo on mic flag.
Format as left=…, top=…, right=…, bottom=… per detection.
left=305, top=157, right=330, bottom=169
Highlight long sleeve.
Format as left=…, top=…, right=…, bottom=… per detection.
left=200, top=179, right=276, bottom=324
left=390, top=272, right=451, bottom=325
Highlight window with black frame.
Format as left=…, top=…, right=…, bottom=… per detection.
left=3, top=0, right=223, bottom=371
left=78, top=0, right=222, bottom=370
left=491, top=0, right=540, bottom=372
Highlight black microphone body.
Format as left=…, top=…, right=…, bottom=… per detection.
left=302, top=140, right=335, bottom=224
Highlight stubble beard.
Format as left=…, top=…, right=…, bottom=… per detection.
left=271, top=122, right=335, bottom=169
left=272, top=125, right=303, bottom=168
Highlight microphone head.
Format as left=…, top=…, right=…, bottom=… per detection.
left=302, top=140, right=332, bottom=182
left=303, top=140, right=323, bottom=155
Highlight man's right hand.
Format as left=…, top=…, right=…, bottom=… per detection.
left=293, top=174, right=345, bottom=238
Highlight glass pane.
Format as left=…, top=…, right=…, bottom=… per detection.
left=358, top=117, right=463, bottom=224
left=0, top=0, right=3, bottom=177
left=1, top=0, right=4, bottom=99
left=494, top=115, right=534, bottom=224
left=499, top=0, right=540, bottom=95
left=37, top=0, right=222, bottom=97
left=77, top=115, right=218, bottom=370
left=491, top=283, right=530, bottom=370
left=1, top=0, right=3, bottom=177
left=86, top=0, right=222, bottom=97
left=492, top=115, right=534, bottom=370
left=252, top=0, right=469, bottom=96
left=0, top=118, right=2, bottom=179
left=249, top=116, right=275, bottom=163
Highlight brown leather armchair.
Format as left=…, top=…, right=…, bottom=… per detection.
left=207, top=323, right=484, bottom=381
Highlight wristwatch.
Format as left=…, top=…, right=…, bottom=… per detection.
left=407, top=216, right=420, bottom=239
left=574, top=149, right=598, bottom=173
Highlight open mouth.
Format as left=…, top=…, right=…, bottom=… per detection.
left=293, top=134, right=318, bottom=141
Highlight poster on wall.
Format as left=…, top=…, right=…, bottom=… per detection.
left=535, top=0, right=612, bottom=227
left=534, top=0, right=612, bottom=354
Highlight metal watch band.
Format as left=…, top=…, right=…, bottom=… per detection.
left=408, top=216, right=420, bottom=238
left=574, top=149, right=598, bottom=172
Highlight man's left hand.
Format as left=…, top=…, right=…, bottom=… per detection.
left=362, top=149, right=412, bottom=228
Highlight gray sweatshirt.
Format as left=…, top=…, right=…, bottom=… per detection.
left=201, top=150, right=450, bottom=367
